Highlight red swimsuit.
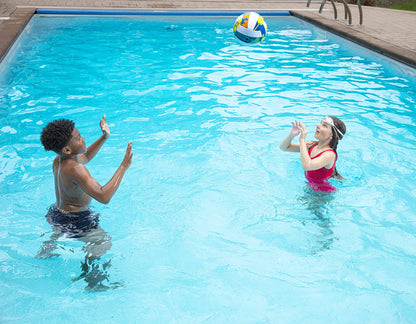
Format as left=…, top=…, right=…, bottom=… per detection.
left=304, top=142, right=337, bottom=192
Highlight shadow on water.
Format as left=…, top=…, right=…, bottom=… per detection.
left=36, top=206, right=122, bottom=292
left=296, top=185, right=337, bottom=254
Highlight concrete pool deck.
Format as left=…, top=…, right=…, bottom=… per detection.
left=0, top=0, right=415, bottom=68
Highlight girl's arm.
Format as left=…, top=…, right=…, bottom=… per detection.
left=298, top=122, right=335, bottom=171
left=280, top=121, right=301, bottom=152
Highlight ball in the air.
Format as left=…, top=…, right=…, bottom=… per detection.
left=233, top=12, right=267, bottom=44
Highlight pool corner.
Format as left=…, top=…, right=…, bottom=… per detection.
left=0, top=7, right=35, bottom=63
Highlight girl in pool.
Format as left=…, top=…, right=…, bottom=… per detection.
left=280, top=116, right=346, bottom=192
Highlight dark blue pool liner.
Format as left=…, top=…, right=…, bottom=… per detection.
left=35, top=9, right=291, bottom=16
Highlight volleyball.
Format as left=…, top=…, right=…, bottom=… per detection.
left=233, top=12, right=267, bottom=44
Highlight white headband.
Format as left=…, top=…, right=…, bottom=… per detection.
left=324, top=117, right=344, bottom=137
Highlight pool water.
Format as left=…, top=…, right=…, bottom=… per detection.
left=1, top=14, right=416, bottom=322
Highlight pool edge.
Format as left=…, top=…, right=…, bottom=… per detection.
left=291, top=10, right=416, bottom=69
left=35, top=8, right=291, bottom=16
left=0, top=7, right=34, bottom=63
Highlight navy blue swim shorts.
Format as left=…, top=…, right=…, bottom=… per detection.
left=46, top=206, right=100, bottom=238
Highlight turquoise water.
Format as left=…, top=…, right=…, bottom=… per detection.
left=1, top=14, right=416, bottom=322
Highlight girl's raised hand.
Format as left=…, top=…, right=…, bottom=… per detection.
left=290, top=120, right=302, bottom=136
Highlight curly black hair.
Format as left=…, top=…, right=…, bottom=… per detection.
left=40, top=119, right=75, bottom=154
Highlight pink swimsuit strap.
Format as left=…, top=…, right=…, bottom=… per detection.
left=305, top=142, right=337, bottom=183
left=308, top=142, right=336, bottom=160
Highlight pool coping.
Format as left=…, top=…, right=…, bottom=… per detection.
left=291, top=10, right=416, bottom=69
left=0, top=7, right=34, bottom=63
left=0, top=8, right=416, bottom=69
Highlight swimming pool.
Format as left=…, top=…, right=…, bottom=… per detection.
left=1, top=12, right=416, bottom=322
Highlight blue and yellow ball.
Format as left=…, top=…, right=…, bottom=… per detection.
left=233, top=12, right=267, bottom=44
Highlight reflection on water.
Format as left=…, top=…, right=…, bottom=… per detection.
left=36, top=210, right=121, bottom=291
left=297, top=185, right=337, bottom=254
left=72, top=258, right=122, bottom=292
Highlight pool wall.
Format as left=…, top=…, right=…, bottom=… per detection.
left=35, top=8, right=291, bottom=16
